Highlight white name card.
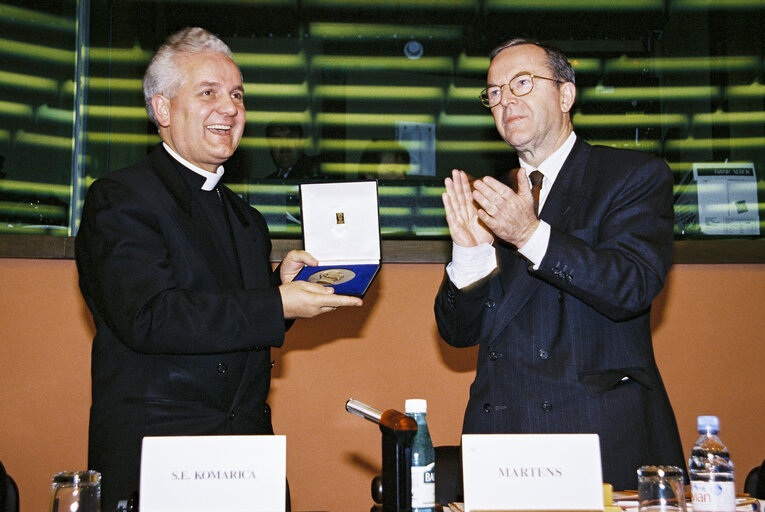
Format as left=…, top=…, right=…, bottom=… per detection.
left=462, top=434, right=604, bottom=512
left=140, top=435, right=286, bottom=512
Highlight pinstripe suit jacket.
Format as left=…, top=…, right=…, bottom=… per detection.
left=434, top=137, right=686, bottom=490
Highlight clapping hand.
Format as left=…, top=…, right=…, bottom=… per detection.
left=442, top=169, right=494, bottom=247
left=471, top=168, right=539, bottom=248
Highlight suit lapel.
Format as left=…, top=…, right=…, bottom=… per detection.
left=539, top=137, right=590, bottom=232
left=487, top=138, right=591, bottom=343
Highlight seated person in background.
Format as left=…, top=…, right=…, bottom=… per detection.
left=265, top=122, right=321, bottom=179
left=359, top=142, right=411, bottom=180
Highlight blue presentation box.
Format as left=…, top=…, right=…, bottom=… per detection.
left=295, top=180, right=380, bottom=297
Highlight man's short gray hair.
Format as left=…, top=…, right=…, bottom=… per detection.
left=490, top=38, right=576, bottom=85
left=143, top=27, right=236, bottom=126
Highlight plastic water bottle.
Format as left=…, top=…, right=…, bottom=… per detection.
left=689, top=415, right=736, bottom=512
left=406, top=399, right=435, bottom=512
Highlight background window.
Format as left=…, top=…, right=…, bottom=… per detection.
left=1, top=0, right=763, bottom=260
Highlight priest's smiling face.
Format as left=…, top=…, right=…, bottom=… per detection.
left=154, top=50, right=245, bottom=172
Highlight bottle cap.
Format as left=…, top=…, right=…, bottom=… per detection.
left=697, top=415, right=720, bottom=434
left=405, top=399, right=427, bottom=414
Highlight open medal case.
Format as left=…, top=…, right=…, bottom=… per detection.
left=294, top=180, right=380, bottom=297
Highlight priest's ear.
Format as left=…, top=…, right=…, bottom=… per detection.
left=151, top=94, right=171, bottom=128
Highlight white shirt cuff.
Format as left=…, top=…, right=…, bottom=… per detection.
left=446, top=242, right=497, bottom=289
left=518, top=221, right=551, bottom=269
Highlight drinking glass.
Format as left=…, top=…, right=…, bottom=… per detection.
left=637, top=465, right=687, bottom=512
left=49, top=470, right=101, bottom=512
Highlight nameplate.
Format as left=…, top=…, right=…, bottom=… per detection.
left=140, top=435, right=286, bottom=512
left=462, top=434, right=604, bottom=512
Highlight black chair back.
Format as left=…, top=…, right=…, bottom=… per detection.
left=745, top=459, right=765, bottom=499
left=0, top=460, right=20, bottom=512
left=435, top=445, right=463, bottom=505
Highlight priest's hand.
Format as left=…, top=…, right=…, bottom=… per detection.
left=279, top=280, right=362, bottom=319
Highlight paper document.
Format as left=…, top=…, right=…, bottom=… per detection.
left=693, top=162, right=760, bottom=235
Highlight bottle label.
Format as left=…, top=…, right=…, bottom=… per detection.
left=411, top=462, right=435, bottom=508
left=691, top=481, right=736, bottom=512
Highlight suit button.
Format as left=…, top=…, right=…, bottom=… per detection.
left=541, top=401, right=552, bottom=412
left=558, top=292, right=564, bottom=302
left=484, top=299, right=495, bottom=309
left=229, top=412, right=236, bottom=421
left=217, top=363, right=228, bottom=374
left=538, top=349, right=549, bottom=360
left=489, top=351, right=498, bottom=361
left=483, top=403, right=491, bottom=413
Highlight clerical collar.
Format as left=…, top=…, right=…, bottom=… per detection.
left=162, top=142, right=224, bottom=191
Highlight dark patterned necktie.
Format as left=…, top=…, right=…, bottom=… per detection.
left=529, top=170, right=544, bottom=217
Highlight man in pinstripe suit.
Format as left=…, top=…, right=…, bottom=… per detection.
left=434, top=38, right=685, bottom=490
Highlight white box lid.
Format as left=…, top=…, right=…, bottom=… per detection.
left=299, top=180, right=380, bottom=265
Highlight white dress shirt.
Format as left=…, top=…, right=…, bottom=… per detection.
left=446, top=132, right=577, bottom=289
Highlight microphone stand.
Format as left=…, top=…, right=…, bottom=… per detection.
left=346, top=399, right=418, bottom=512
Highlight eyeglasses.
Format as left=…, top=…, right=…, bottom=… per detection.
left=479, top=73, right=563, bottom=108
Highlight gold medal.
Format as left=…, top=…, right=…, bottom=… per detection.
left=307, top=268, right=356, bottom=285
